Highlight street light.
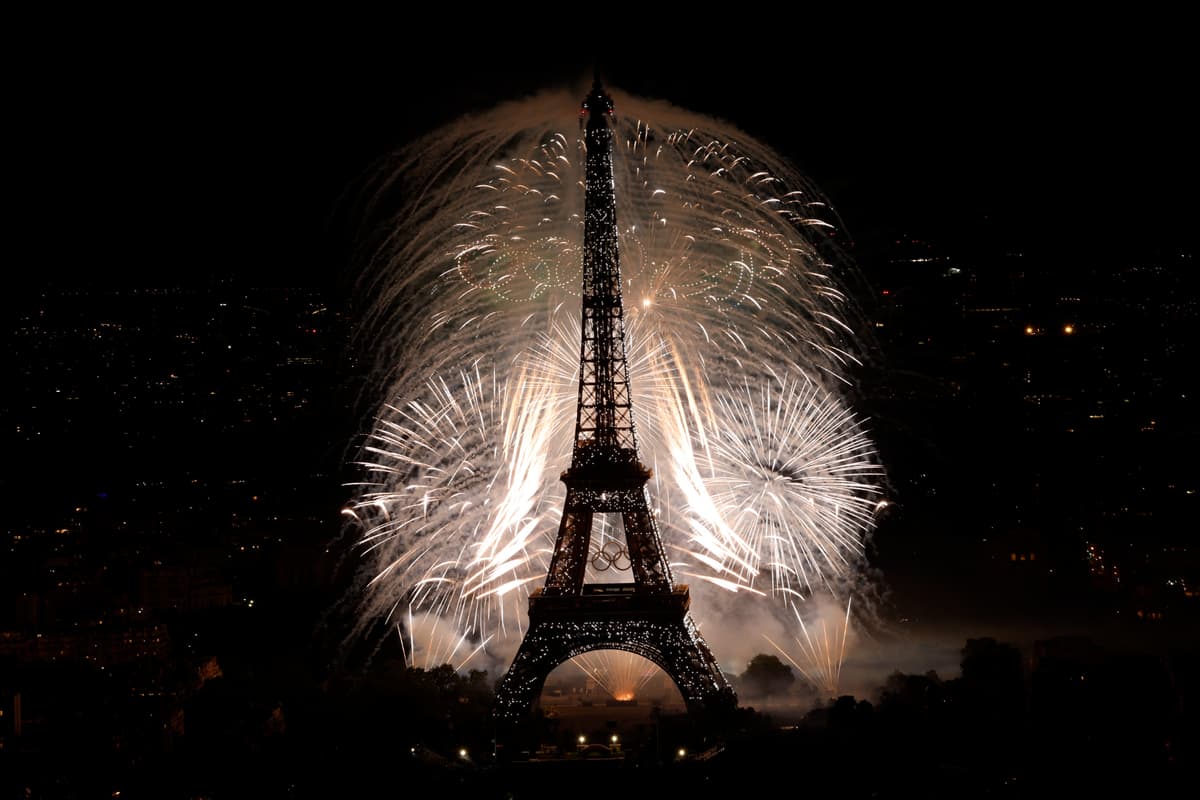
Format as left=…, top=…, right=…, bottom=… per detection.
left=677, top=747, right=687, bottom=758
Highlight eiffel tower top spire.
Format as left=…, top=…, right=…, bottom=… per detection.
left=572, top=78, right=642, bottom=478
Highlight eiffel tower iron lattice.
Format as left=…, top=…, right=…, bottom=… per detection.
left=493, top=79, right=736, bottom=729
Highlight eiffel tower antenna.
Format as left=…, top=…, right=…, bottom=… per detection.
left=494, top=79, right=735, bottom=740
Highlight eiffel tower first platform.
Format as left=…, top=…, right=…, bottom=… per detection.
left=493, top=79, right=736, bottom=733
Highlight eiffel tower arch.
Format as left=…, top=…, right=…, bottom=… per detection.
left=494, top=78, right=735, bottom=735
left=493, top=591, right=734, bottom=723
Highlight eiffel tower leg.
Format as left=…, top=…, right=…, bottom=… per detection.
left=622, top=502, right=671, bottom=591
left=493, top=624, right=556, bottom=730
left=492, top=620, right=563, bottom=757
left=542, top=497, right=592, bottom=594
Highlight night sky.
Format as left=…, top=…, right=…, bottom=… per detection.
left=11, top=20, right=1194, bottom=298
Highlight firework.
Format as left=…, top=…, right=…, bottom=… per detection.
left=767, top=595, right=854, bottom=698
left=346, top=87, right=885, bottom=672
left=656, top=366, right=883, bottom=601
left=344, top=354, right=570, bottom=651
left=571, top=650, right=660, bottom=703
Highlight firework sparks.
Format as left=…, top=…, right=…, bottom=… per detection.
left=398, top=611, right=497, bottom=672
left=658, top=367, right=883, bottom=601
left=766, top=595, right=854, bottom=698
left=349, top=355, right=571, bottom=645
left=346, top=87, right=885, bottom=673
left=570, top=650, right=660, bottom=702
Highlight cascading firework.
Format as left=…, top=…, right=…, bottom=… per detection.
left=572, top=650, right=660, bottom=703
left=345, top=87, right=886, bottom=683
left=767, top=594, right=855, bottom=699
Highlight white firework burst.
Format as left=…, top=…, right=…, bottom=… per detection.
left=345, top=86, right=885, bottom=671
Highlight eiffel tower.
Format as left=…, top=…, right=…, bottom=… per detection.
left=493, top=79, right=735, bottom=732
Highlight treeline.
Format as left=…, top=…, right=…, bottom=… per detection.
left=716, top=636, right=1196, bottom=795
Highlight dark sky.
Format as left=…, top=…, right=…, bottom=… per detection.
left=12, top=20, right=1194, bottom=298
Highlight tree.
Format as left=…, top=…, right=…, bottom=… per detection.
left=959, top=637, right=1024, bottom=721
left=878, top=670, right=945, bottom=720
left=738, top=654, right=795, bottom=705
